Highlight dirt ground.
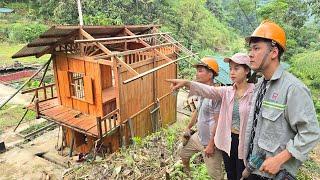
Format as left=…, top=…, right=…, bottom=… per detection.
left=0, top=83, right=32, bottom=106
left=0, top=126, right=72, bottom=180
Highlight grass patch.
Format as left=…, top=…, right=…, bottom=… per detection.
left=0, top=43, right=50, bottom=66
left=297, top=158, right=320, bottom=179
left=19, top=121, right=49, bottom=135
left=0, top=103, right=35, bottom=133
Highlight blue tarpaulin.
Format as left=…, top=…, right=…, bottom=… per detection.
left=0, top=8, right=14, bottom=13
left=213, top=55, right=233, bottom=85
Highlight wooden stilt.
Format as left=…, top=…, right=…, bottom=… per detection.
left=69, top=130, right=75, bottom=157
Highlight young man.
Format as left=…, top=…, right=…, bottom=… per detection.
left=179, top=57, right=223, bottom=179
left=243, top=20, right=320, bottom=179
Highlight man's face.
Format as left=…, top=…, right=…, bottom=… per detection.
left=196, top=66, right=212, bottom=83
left=248, top=41, right=271, bottom=71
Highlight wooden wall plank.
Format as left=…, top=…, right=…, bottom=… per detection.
left=84, top=76, right=94, bottom=104
left=52, top=57, right=61, bottom=104
left=68, top=58, right=85, bottom=73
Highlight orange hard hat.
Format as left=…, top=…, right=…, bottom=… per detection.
left=194, top=57, right=219, bottom=75
left=246, top=20, right=286, bottom=51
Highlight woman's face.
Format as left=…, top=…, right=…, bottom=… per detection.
left=229, top=61, right=249, bottom=84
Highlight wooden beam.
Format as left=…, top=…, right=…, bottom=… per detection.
left=124, top=28, right=173, bottom=63
left=97, top=59, right=113, bottom=66
left=21, top=83, right=55, bottom=94
left=74, top=32, right=169, bottom=43
left=94, top=42, right=175, bottom=59
left=101, top=108, right=119, bottom=121
left=123, top=53, right=196, bottom=84
left=80, top=29, right=138, bottom=76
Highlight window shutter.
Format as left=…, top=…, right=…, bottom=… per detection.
left=84, top=76, right=94, bottom=104
left=61, top=71, right=71, bottom=97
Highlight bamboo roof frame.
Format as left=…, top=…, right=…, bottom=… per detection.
left=74, top=32, right=170, bottom=43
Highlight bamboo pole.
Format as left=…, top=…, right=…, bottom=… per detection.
left=123, top=53, right=196, bottom=84
left=0, top=58, right=51, bottom=109
left=13, top=57, right=52, bottom=131
left=94, top=42, right=175, bottom=59
left=75, top=32, right=170, bottom=43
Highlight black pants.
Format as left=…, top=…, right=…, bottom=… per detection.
left=222, top=133, right=245, bottom=180
left=246, top=174, right=271, bottom=180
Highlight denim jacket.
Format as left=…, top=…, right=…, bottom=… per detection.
left=243, top=66, right=320, bottom=178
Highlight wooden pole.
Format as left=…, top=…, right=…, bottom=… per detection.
left=69, top=130, right=75, bottom=157
left=96, top=117, right=103, bottom=140
left=77, top=0, right=83, bottom=26
left=34, top=98, right=40, bottom=119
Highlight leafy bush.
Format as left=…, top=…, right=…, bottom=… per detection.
left=290, top=50, right=320, bottom=120
left=6, top=23, right=48, bottom=43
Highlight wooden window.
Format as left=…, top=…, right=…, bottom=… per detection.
left=70, top=72, right=85, bottom=99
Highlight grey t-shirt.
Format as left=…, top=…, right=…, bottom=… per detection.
left=232, top=97, right=240, bottom=131
left=196, top=97, right=221, bottom=146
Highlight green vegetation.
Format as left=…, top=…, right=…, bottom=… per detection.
left=0, top=43, right=50, bottom=66
left=0, top=104, right=35, bottom=133
left=290, top=50, right=320, bottom=120
left=19, top=121, right=50, bottom=135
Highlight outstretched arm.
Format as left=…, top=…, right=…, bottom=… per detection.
left=166, top=79, right=223, bottom=100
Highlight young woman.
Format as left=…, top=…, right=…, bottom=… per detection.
left=167, top=53, right=254, bottom=180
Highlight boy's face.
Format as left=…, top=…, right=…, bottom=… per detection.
left=195, top=66, right=212, bottom=83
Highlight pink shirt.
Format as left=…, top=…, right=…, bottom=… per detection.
left=190, top=82, right=255, bottom=159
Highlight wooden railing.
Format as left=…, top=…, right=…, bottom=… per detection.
left=21, top=83, right=56, bottom=102
left=96, top=108, right=120, bottom=140
left=21, top=83, right=57, bottom=119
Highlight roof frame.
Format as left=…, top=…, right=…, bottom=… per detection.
left=79, top=28, right=139, bottom=76
left=124, top=28, right=172, bottom=63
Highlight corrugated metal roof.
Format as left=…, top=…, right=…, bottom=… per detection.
left=12, top=25, right=159, bottom=59
left=12, top=46, right=51, bottom=59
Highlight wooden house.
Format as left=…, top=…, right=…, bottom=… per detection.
left=12, top=25, right=194, bottom=155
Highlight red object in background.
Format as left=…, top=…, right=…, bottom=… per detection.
left=0, top=70, right=36, bottom=82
